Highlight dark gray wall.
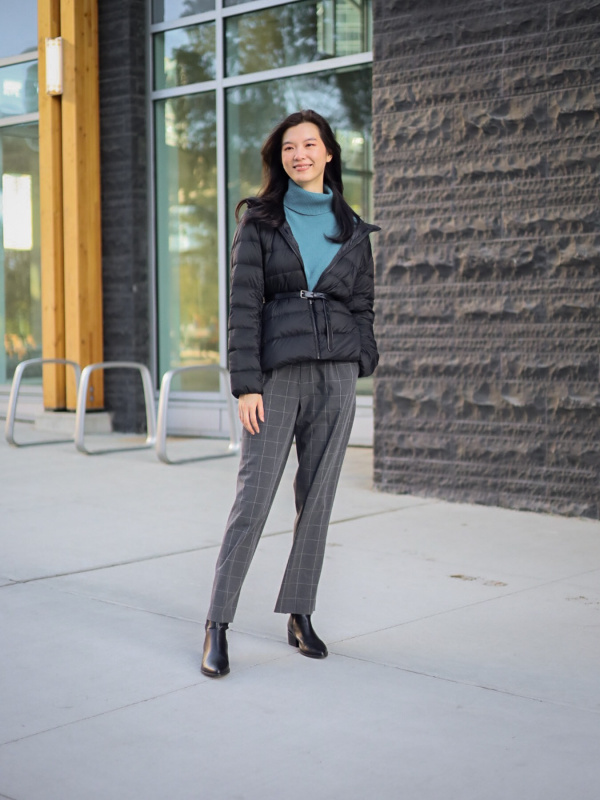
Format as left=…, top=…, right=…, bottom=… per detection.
left=98, top=0, right=150, bottom=432
left=372, top=1, right=600, bottom=517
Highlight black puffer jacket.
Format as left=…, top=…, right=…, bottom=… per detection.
left=228, top=215, right=380, bottom=398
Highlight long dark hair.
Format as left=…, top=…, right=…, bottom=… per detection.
left=235, top=109, right=357, bottom=243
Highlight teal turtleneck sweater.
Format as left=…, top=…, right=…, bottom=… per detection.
left=283, top=179, right=342, bottom=291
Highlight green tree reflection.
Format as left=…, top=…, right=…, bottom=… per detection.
left=226, top=67, right=373, bottom=240
left=156, top=93, right=219, bottom=386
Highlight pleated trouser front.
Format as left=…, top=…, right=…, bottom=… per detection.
left=207, top=361, right=358, bottom=623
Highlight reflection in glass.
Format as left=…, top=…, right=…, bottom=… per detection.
left=0, top=61, right=38, bottom=119
left=225, top=0, right=371, bottom=77
left=154, top=23, right=216, bottom=90
left=0, top=123, right=41, bottom=384
left=226, top=66, right=372, bottom=240
left=155, top=93, right=219, bottom=391
left=0, top=0, right=37, bottom=59
left=152, top=0, right=215, bottom=24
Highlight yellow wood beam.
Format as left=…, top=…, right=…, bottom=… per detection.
left=38, top=0, right=66, bottom=408
left=61, top=0, right=104, bottom=409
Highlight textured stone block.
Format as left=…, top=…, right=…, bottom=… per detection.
left=373, top=0, right=600, bottom=517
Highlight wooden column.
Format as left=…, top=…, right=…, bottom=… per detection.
left=38, top=0, right=66, bottom=408
left=34, top=0, right=103, bottom=412
left=38, top=0, right=104, bottom=410
left=61, top=0, right=103, bottom=409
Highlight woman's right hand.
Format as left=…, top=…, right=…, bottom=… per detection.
left=238, top=393, right=264, bottom=435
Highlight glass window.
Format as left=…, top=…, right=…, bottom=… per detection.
left=154, top=23, right=216, bottom=90
left=226, top=65, right=373, bottom=396
left=151, top=2, right=374, bottom=402
left=155, top=92, right=220, bottom=391
left=152, top=0, right=215, bottom=24
left=226, top=66, right=373, bottom=238
left=0, top=123, right=41, bottom=384
left=0, top=61, right=38, bottom=118
left=225, top=0, right=371, bottom=77
left=0, top=0, right=37, bottom=59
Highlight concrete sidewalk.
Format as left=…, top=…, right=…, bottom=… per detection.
left=1, top=428, right=599, bottom=800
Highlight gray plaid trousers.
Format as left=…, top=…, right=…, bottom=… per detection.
left=207, top=361, right=358, bottom=623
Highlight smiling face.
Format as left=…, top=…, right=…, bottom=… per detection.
left=281, top=121, right=333, bottom=193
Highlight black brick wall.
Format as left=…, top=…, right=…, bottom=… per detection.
left=98, top=0, right=150, bottom=432
left=372, top=0, right=600, bottom=518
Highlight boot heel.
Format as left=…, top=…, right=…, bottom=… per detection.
left=201, top=620, right=230, bottom=678
left=287, top=630, right=299, bottom=647
left=287, top=614, right=328, bottom=659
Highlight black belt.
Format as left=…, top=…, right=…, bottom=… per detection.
left=266, top=290, right=333, bottom=352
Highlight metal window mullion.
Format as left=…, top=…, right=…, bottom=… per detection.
left=151, top=52, right=373, bottom=103
left=215, top=0, right=229, bottom=374
left=0, top=113, right=39, bottom=129
left=152, top=0, right=301, bottom=27
left=221, top=0, right=302, bottom=17
left=149, top=0, right=300, bottom=33
left=150, top=11, right=217, bottom=34
left=222, top=50, right=372, bottom=88
left=0, top=53, right=37, bottom=68
left=146, top=0, right=159, bottom=389
left=152, top=80, right=218, bottom=101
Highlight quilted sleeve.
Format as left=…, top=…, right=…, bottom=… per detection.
left=228, top=218, right=265, bottom=397
left=348, top=238, right=379, bottom=378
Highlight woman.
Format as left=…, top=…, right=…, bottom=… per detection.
left=201, top=109, right=379, bottom=678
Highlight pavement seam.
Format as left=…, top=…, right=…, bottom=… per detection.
left=30, top=584, right=595, bottom=715
left=5, top=558, right=599, bottom=635
left=0, top=544, right=221, bottom=587
left=24, top=585, right=208, bottom=626
left=0, top=648, right=296, bottom=749
left=328, top=650, right=600, bottom=716
left=0, top=501, right=432, bottom=586
left=0, top=681, right=209, bottom=747
left=2, top=643, right=597, bottom=752
left=328, top=564, right=600, bottom=644
left=35, top=558, right=591, bottom=640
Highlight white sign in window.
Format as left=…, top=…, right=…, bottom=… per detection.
left=2, top=173, right=33, bottom=251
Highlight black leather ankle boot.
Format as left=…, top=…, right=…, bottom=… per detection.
left=287, top=614, right=328, bottom=659
left=201, top=620, right=230, bottom=677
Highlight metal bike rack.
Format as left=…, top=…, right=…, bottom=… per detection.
left=156, top=365, right=240, bottom=464
left=5, top=358, right=82, bottom=447
left=75, top=362, right=157, bottom=455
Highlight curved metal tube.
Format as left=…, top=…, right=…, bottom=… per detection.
left=156, top=365, right=240, bottom=464
left=5, top=358, right=81, bottom=447
left=74, top=362, right=157, bottom=455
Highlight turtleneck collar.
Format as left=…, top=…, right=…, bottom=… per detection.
left=283, top=179, right=333, bottom=216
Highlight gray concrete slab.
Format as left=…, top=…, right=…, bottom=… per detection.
left=1, top=436, right=599, bottom=799
left=0, top=436, right=404, bottom=582
left=334, top=578, right=600, bottom=709
left=1, top=656, right=598, bottom=800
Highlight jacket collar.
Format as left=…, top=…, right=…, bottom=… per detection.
left=276, top=216, right=379, bottom=289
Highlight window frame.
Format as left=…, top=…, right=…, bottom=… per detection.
left=147, top=0, right=373, bottom=405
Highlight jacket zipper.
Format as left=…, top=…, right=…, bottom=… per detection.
left=279, top=226, right=322, bottom=359
left=277, top=221, right=378, bottom=360
left=308, top=299, right=321, bottom=359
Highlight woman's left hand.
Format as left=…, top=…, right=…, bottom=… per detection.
left=238, top=393, right=264, bottom=435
